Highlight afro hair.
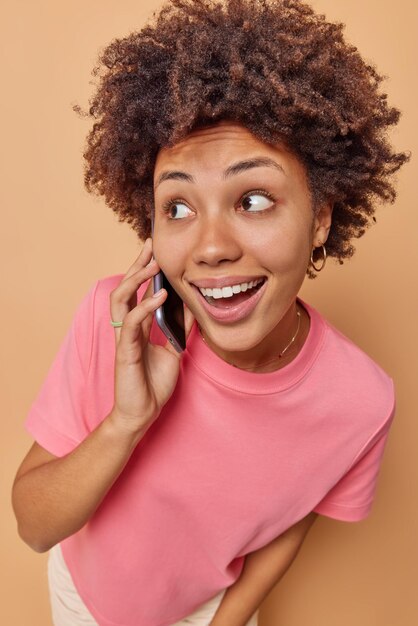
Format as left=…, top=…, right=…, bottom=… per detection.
left=74, top=0, right=410, bottom=274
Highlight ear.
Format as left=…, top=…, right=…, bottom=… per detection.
left=312, top=201, right=333, bottom=247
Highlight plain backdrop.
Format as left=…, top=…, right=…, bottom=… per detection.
left=1, top=1, right=417, bottom=624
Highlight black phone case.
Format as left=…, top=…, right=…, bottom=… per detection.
left=153, top=271, right=186, bottom=352
left=150, top=211, right=186, bottom=352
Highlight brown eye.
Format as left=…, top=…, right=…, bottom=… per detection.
left=241, top=192, right=275, bottom=212
left=162, top=199, right=192, bottom=219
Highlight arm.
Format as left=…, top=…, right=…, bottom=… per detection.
left=11, top=412, right=148, bottom=553
left=209, top=511, right=319, bottom=626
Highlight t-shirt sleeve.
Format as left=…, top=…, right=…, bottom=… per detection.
left=24, top=280, right=100, bottom=457
left=313, top=396, right=396, bottom=522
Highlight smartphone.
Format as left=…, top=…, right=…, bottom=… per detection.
left=150, top=210, right=186, bottom=352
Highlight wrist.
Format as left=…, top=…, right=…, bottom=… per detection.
left=104, top=411, right=150, bottom=448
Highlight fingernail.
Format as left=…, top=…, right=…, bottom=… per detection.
left=152, top=288, right=164, bottom=298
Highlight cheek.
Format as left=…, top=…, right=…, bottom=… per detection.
left=248, top=223, right=311, bottom=272
left=152, top=233, right=185, bottom=278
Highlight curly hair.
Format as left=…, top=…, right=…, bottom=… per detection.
left=74, top=0, right=410, bottom=274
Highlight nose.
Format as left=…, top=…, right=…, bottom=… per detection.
left=191, top=213, right=242, bottom=266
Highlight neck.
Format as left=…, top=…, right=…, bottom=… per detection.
left=198, top=299, right=310, bottom=373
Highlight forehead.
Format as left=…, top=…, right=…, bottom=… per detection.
left=153, top=121, right=305, bottom=184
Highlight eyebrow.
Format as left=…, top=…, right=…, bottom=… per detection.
left=224, top=157, right=285, bottom=179
left=154, top=157, right=285, bottom=189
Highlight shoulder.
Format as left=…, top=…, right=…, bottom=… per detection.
left=308, top=304, right=395, bottom=426
left=323, top=316, right=392, bottom=383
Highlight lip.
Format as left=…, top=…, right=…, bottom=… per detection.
left=192, top=279, right=268, bottom=323
left=189, top=275, right=266, bottom=289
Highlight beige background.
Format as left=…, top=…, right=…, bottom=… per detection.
left=1, top=0, right=417, bottom=624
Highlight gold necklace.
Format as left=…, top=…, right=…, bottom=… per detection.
left=198, top=306, right=302, bottom=371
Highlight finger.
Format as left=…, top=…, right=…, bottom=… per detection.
left=111, top=261, right=159, bottom=317
left=140, top=278, right=157, bottom=339
left=117, top=287, right=167, bottom=351
left=139, top=257, right=163, bottom=336
left=142, top=275, right=155, bottom=300
left=123, top=238, right=154, bottom=282
left=110, top=237, right=154, bottom=324
left=110, top=262, right=161, bottom=344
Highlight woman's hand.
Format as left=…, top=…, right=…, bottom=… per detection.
left=109, top=237, right=195, bottom=436
left=11, top=238, right=196, bottom=552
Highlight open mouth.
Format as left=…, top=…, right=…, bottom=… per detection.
left=200, top=277, right=267, bottom=309
left=191, top=277, right=268, bottom=323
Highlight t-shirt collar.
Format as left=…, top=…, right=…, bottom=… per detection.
left=185, top=297, right=325, bottom=394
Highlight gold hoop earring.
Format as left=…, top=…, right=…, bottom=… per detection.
left=310, top=244, right=327, bottom=272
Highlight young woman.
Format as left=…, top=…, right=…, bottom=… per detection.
left=12, top=1, right=409, bottom=625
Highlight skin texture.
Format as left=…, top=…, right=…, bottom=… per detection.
left=153, top=121, right=333, bottom=372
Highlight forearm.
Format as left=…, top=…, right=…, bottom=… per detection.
left=12, top=413, right=147, bottom=553
left=209, top=514, right=317, bottom=626
left=209, top=544, right=297, bottom=626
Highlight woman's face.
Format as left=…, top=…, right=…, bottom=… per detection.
left=152, top=121, right=332, bottom=365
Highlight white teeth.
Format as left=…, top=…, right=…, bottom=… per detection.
left=198, top=278, right=264, bottom=299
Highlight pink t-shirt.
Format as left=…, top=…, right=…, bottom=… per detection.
left=25, top=275, right=395, bottom=626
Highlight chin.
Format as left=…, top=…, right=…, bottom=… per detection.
left=202, top=320, right=271, bottom=352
